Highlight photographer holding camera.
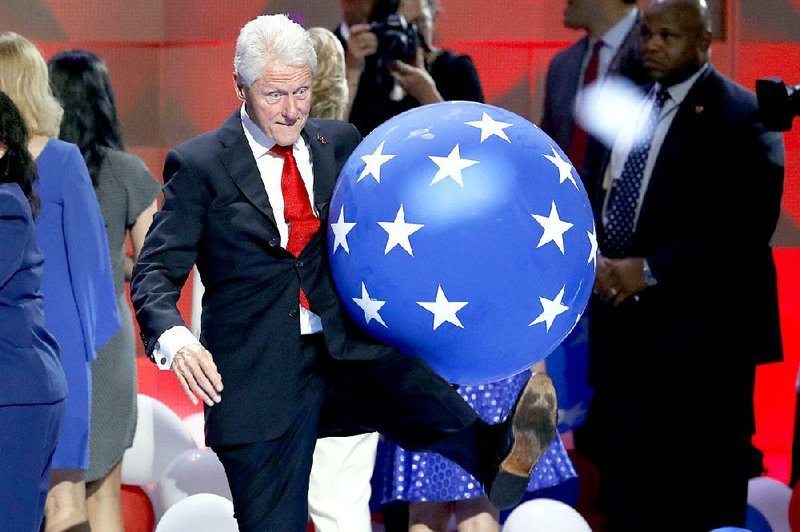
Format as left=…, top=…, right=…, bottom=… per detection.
left=335, top=0, right=484, bottom=136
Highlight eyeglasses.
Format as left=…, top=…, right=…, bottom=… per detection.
left=261, top=87, right=311, bottom=105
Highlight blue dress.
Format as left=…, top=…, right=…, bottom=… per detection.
left=381, top=370, right=576, bottom=503
left=34, top=139, right=119, bottom=470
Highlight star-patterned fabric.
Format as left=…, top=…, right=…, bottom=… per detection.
left=602, top=88, right=671, bottom=258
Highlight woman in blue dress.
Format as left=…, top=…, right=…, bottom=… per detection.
left=0, top=90, right=68, bottom=532
left=381, top=362, right=577, bottom=531
left=0, top=33, right=119, bottom=532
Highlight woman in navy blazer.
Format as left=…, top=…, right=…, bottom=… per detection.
left=0, top=90, right=67, bottom=532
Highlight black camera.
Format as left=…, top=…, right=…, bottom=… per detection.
left=369, top=13, right=424, bottom=66
left=756, top=78, right=800, bottom=132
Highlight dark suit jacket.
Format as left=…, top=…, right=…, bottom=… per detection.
left=592, top=66, right=784, bottom=381
left=0, top=183, right=67, bottom=405
left=131, top=113, right=394, bottom=447
left=540, top=13, right=648, bottom=188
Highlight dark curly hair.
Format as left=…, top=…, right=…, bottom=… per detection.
left=0, top=90, right=39, bottom=215
left=48, top=49, right=124, bottom=188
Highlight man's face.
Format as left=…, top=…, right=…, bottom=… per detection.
left=0, top=142, right=7, bottom=160
left=398, top=0, right=434, bottom=46
left=641, top=1, right=710, bottom=86
left=563, top=0, right=603, bottom=30
left=236, top=63, right=313, bottom=147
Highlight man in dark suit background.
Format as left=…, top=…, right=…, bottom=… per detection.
left=131, top=13, right=557, bottom=531
left=539, top=2, right=647, bottom=485
left=587, top=0, right=784, bottom=529
left=540, top=0, right=647, bottom=189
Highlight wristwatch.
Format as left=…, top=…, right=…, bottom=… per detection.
left=642, top=259, right=657, bottom=287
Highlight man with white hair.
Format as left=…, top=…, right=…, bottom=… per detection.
left=131, top=14, right=557, bottom=531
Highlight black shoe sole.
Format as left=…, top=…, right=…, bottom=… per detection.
left=489, top=372, right=558, bottom=510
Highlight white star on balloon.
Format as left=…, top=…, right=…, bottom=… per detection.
left=428, top=144, right=479, bottom=187
left=587, top=227, right=598, bottom=267
left=330, top=206, right=357, bottom=254
left=358, top=140, right=396, bottom=183
left=352, top=282, right=387, bottom=327
left=532, top=201, right=574, bottom=254
left=378, top=204, right=424, bottom=256
left=543, top=146, right=578, bottom=189
left=417, top=285, right=469, bottom=330
left=529, top=285, right=569, bottom=331
left=464, top=112, right=513, bottom=143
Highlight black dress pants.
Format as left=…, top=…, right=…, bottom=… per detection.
left=214, top=335, right=490, bottom=532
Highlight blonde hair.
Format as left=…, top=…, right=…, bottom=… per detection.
left=307, top=27, right=348, bottom=121
left=0, top=32, right=63, bottom=137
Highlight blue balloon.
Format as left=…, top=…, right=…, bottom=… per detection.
left=328, top=101, right=596, bottom=384
left=746, top=505, right=772, bottom=532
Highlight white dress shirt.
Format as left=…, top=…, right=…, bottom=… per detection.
left=153, top=104, right=322, bottom=369
left=576, top=8, right=639, bottom=100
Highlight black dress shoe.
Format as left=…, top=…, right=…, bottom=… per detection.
left=488, top=372, right=558, bottom=509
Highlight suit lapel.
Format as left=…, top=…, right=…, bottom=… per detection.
left=217, top=111, right=278, bottom=227
left=641, top=68, right=714, bottom=215
left=303, top=120, right=335, bottom=222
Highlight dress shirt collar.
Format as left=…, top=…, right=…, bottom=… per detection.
left=598, top=8, right=638, bottom=53
left=655, top=63, right=708, bottom=106
left=239, top=103, right=307, bottom=159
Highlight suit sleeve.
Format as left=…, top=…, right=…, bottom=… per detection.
left=130, top=148, right=210, bottom=356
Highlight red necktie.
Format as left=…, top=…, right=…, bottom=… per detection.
left=567, top=40, right=603, bottom=175
left=271, top=143, right=319, bottom=310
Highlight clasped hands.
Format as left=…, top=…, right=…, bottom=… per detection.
left=172, top=343, right=224, bottom=406
left=593, top=255, right=648, bottom=306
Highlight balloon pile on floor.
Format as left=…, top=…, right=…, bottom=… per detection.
left=120, top=394, right=238, bottom=531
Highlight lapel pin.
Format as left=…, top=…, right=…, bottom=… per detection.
left=694, top=105, right=704, bottom=115
left=317, top=133, right=327, bottom=144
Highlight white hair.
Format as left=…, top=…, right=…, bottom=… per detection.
left=234, top=14, right=318, bottom=87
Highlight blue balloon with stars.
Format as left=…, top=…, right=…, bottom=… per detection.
left=328, top=101, right=596, bottom=385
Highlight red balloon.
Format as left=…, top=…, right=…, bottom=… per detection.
left=789, top=481, right=800, bottom=532
left=121, top=484, right=156, bottom=532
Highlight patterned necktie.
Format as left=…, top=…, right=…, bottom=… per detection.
left=567, top=39, right=603, bottom=175
left=271, top=143, right=319, bottom=310
left=602, top=87, right=671, bottom=258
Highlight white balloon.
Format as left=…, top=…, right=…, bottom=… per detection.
left=747, top=476, right=792, bottom=532
left=182, top=412, right=207, bottom=449
left=159, top=448, right=233, bottom=510
left=155, top=493, right=239, bottom=532
left=575, top=75, right=648, bottom=150
left=121, top=394, right=198, bottom=485
left=502, top=498, right=591, bottom=532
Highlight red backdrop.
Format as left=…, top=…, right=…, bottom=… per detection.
left=4, top=0, right=799, bottom=483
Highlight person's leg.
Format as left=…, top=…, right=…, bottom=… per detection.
left=213, top=336, right=326, bottom=532
left=86, top=462, right=124, bottom=532
left=0, top=401, right=64, bottom=532
left=308, top=432, right=380, bottom=532
left=320, top=352, right=557, bottom=510
left=44, top=469, right=90, bottom=532
left=452, top=498, right=500, bottom=532
left=408, top=501, right=454, bottom=532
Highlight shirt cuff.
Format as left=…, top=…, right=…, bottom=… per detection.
left=154, top=326, right=199, bottom=370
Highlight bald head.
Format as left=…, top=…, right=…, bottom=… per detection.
left=641, top=0, right=712, bottom=86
